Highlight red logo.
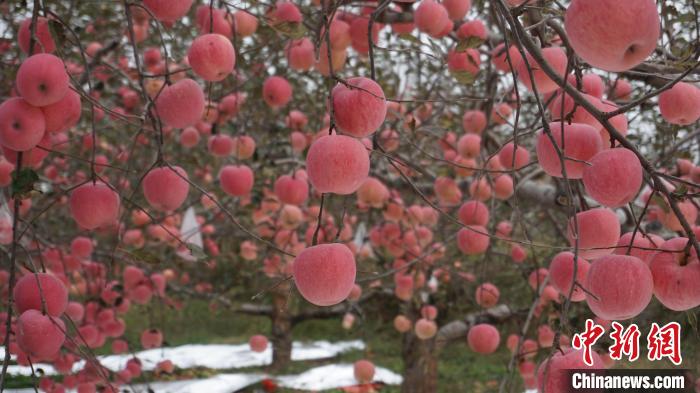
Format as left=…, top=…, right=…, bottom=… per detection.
left=572, top=319, right=683, bottom=366
left=608, top=321, right=640, bottom=362
left=647, top=322, right=682, bottom=365
left=572, top=319, right=605, bottom=366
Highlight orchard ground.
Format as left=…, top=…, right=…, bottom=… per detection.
left=5, top=299, right=696, bottom=392
left=4, top=300, right=503, bottom=392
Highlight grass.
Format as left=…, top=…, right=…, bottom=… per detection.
left=4, top=299, right=519, bottom=392
left=121, top=300, right=274, bottom=347
left=7, top=300, right=696, bottom=392
left=122, top=300, right=517, bottom=392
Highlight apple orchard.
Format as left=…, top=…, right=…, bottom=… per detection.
left=0, top=0, right=699, bottom=392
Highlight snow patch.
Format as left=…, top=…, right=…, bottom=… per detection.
left=123, top=373, right=267, bottom=393
left=3, top=340, right=365, bottom=376
left=277, top=363, right=403, bottom=390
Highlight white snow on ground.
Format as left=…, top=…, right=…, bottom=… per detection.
left=100, top=343, right=269, bottom=372
left=122, top=365, right=405, bottom=393
left=6, top=366, right=403, bottom=393
left=2, top=342, right=532, bottom=392
left=122, top=373, right=268, bottom=393
left=2, top=340, right=365, bottom=376
left=4, top=373, right=267, bottom=393
left=277, top=363, right=403, bottom=390
left=5, top=366, right=403, bottom=393
left=289, top=340, right=365, bottom=361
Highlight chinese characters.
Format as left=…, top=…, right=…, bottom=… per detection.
left=572, top=319, right=682, bottom=366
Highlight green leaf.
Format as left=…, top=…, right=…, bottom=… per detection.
left=129, top=249, right=161, bottom=265
left=451, top=70, right=478, bottom=85
left=11, top=168, right=39, bottom=198
left=47, top=19, right=66, bottom=48
left=687, top=310, right=698, bottom=338
left=678, top=12, right=697, bottom=23
left=455, top=36, right=483, bottom=52
left=427, top=40, right=443, bottom=58
left=672, top=184, right=688, bottom=199
left=409, top=116, right=417, bottom=131
left=650, top=194, right=670, bottom=213
left=398, top=34, right=421, bottom=44
left=186, top=243, right=207, bottom=260
left=666, top=4, right=679, bottom=16
left=271, top=22, right=306, bottom=39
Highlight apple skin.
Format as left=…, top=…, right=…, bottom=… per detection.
left=565, top=0, right=660, bottom=72
left=187, top=33, right=236, bottom=82
left=582, top=148, right=642, bottom=208
left=536, top=122, right=602, bottom=179
left=0, top=98, right=46, bottom=151
left=536, top=349, right=604, bottom=393
left=567, top=208, right=620, bottom=259
left=658, top=82, right=700, bottom=125
left=332, top=77, right=387, bottom=138
left=155, top=78, right=205, bottom=129
left=292, top=243, right=356, bottom=306
left=585, top=254, right=653, bottom=320
left=467, top=323, right=500, bottom=354
left=548, top=252, right=590, bottom=302
left=16, top=54, right=70, bottom=107
left=17, top=310, right=66, bottom=360
left=649, top=237, right=700, bottom=311
left=517, top=47, right=568, bottom=94
left=69, top=182, right=121, bottom=230
left=14, top=273, right=68, bottom=317
left=414, top=0, right=449, bottom=37
left=306, top=134, right=369, bottom=195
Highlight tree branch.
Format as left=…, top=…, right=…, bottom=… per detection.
left=496, top=2, right=700, bottom=259
left=434, top=304, right=521, bottom=353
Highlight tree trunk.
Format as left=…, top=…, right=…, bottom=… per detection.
left=398, top=305, right=516, bottom=393
left=270, top=283, right=293, bottom=370
left=400, top=333, right=438, bottom=393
